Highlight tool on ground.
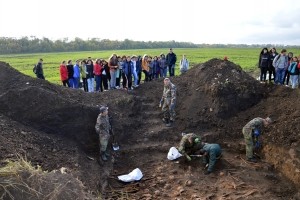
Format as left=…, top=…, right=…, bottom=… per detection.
left=189, top=154, right=203, bottom=157
left=109, top=116, right=120, bottom=151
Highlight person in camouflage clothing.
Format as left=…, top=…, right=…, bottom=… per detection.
left=242, top=117, right=272, bottom=163
left=200, top=143, right=222, bottom=175
left=95, top=106, right=111, bottom=161
left=178, top=133, right=202, bottom=161
left=159, top=78, right=176, bottom=127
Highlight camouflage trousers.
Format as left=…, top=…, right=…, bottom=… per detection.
left=162, top=98, right=176, bottom=121
left=242, top=127, right=253, bottom=159
left=99, top=133, right=110, bottom=152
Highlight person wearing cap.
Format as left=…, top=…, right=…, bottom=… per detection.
left=177, top=133, right=202, bottom=161
left=36, top=58, right=45, bottom=79
left=199, top=142, right=222, bottom=175
left=95, top=106, right=111, bottom=161
left=159, top=78, right=176, bottom=127
left=242, top=117, right=272, bottom=163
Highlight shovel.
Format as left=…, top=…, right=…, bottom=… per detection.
left=109, top=116, right=120, bottom=151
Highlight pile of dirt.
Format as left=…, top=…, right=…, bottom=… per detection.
left=176, top=58, right=265, bottom=118
left=0, top=159, right=88, bottom=200
left=0, top=58, right=300, bottom=199
left=0, top=61, right=140, bottom=193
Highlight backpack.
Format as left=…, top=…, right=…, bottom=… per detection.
left=33, top=64, right=37, bottom=74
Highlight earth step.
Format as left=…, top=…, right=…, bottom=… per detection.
left=141, top=102, right=157, bottom=107
left=143, top=110, right=161, bottom=116
left=142, top=118, right=161, bottom=125
left=120, top=142, right=169, bottom=152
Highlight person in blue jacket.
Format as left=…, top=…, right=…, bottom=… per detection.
left=122, top=56, right=135, bottom=90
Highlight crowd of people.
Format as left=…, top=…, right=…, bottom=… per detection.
left=259, top=47, right=300, bottom=89
left=32, top=48, right=190, bottom=92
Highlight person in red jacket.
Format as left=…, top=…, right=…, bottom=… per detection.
left=94, top=59, right=103, bottom=92
left=60, top=61, right=69, bottom=87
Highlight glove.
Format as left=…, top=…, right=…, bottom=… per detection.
left=253, top=129, right=260, bottom=137
left=255, top=141, right=261, bottom=148
left=186, top=155, right=192, bottom=162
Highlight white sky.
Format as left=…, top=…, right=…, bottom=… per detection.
left=0, top=0, right=300, bottom=45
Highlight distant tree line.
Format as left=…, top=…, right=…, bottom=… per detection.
left=0, top=36, right=298, bottom=54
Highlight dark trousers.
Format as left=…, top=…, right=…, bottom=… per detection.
left=260, top=67, right=268, bottom=81
left=82, top=78, right=88, bottom=92
left=268, top=66, right=276, bottom=82
left=168, top=64, right=175, bottom=77
left=143, top=70, right=150, bottom=82
left=137, top=71, right=142, bottom=85
left=102, top=75, right=108, bottom=90
left=127, top=74, right=132, bottom=89
left=283, top=70, right=290, bottom=85
left=62, top=80, right=69, bottom=87
left=122, top=73, right=127, bottom=89
left=95, top=75, right=103, bottom=92
left=37, top=74, right=45, bottom=80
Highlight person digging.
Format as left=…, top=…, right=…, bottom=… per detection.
left=177, top=133, right=202, bottom=161
left=199, top=142, right=222, bottom=175
left=242, top=117, right=272, bottom=163
left=159, top=78, right=176, bottom=127
left=95, top=106, right=111, bottom=161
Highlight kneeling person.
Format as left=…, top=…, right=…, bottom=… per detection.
left=178, top=133, right=201, bottom=161
left=200, top=143, right=222, bottom=175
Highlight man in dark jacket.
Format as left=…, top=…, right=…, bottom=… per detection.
left=36, top=58, right=45, bottom=79
left=200, top=143, right=222, bottom=175
left=166, top=48, right=177, bottom=77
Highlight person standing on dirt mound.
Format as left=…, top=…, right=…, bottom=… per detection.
left=95, top=106, right=111, bottom=161
left=35, top=58, right=45, bottom=79
left=242, top=117, right=272, bottom=163
left=199, top=142, right=222, bottom=175
left=166, top=48, right=177, bottom=77
left=159, top=78, right=176, bottom=127
left=177, top=133, right=202, bottom=161
left=258, top=48, right=270, bottom=83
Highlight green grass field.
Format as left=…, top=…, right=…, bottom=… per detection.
left=0, top=48, right=299, bottom=84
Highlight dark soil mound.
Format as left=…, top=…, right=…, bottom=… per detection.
left=0, top=61, right=136, bottom=153
left=176, top=58, right=265, bottom=121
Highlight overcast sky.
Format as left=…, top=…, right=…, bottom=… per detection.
left=0, top=0, right=300, bottom=45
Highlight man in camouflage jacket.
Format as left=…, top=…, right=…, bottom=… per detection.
left=95, top=106, right=111, bottom=161
left=159, top=78, right=176, bottom=127
left=242, top=117, right=272, bottom=163
left=178, top=133, right=202, bottom=161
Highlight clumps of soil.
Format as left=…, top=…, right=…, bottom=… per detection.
left=0, top=159, right=88, bottom=200
left=0, top=61, right=137, bottom=153
left=176, top=58, right=265, bottom=120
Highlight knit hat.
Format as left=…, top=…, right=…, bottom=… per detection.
left=99, top=106, right=108, bottom=113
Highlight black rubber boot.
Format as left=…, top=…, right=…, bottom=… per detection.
left=101, top=152, right=108, bottom=161
left=105, top=151, right=110, bottom=157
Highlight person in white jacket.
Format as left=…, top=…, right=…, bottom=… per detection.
left=180, top=55, right=189, bottom=74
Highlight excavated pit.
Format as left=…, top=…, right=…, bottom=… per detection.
left=0, top=59, right=300, bottom=199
